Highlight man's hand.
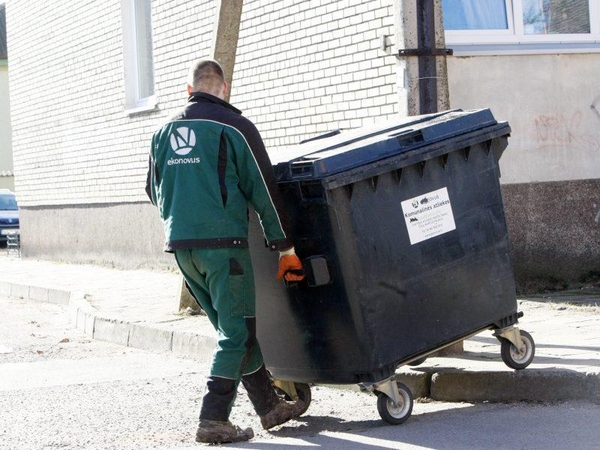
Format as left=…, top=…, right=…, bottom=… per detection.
left=277, top=249, right=305, bottom=282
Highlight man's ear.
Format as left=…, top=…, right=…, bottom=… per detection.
left=187, top=84, right=194, bottom=95
left=222, top=82, right=228, bottom=99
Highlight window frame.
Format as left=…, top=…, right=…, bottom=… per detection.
left=121, top=0, right=157, bottom=114
left=444, top=0, right=600, bottom=54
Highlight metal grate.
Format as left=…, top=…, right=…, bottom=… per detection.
left=6, top=230, right=20, bottom=257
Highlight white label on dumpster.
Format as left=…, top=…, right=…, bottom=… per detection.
left=401, top=187, right=456, bottom=245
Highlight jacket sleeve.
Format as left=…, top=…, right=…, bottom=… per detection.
left=145, top=156, right=155, bottom=204
left=145, top=133, right=160, bottom=206
left=232, top=123, right=293, bottom=251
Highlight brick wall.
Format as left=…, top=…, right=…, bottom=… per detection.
left=233, top=0, right=397, bottom=148
left=10, top=1, right=139, bottom=206
left=7, top=0, right=396, bottom=207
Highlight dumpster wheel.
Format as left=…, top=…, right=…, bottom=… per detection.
left=499, top=329, right=535, bottom=370
left=376, top=381, right=413, bottom=425
left=273, top=381, right=312, bottom=416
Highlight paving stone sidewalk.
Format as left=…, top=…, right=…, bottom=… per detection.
left=1, top=254, right=599, bottom=403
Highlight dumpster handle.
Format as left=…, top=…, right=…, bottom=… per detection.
left=282, top=269, right=305, bottom=288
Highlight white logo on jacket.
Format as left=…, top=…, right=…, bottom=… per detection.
left=170, top=127, right=196, bottom=155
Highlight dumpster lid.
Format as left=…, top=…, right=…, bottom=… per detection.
left=273, top=109, right=504, bottom=182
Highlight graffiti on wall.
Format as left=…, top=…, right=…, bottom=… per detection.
left=534, top=110, right=600, bottom=153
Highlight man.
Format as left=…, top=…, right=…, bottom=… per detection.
left=146, top=59, right=305, bottom=444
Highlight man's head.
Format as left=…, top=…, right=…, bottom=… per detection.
left=187, top=59, right=227, bottom=99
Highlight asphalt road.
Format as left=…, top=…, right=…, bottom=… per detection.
left=1, top=295, right=599, bottom=449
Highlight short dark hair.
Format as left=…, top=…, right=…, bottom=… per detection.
left=188, top=59, right=225, bottom=93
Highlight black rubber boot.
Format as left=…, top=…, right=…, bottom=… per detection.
left=196, top=376, right=254, bottom=443
left=241, top=365, right=280, bottom=416
left=258, top=400, right=302, bottom=430
left=242, top=365, right=302, bottom=430
left=199, top=376, right=237, bottom=422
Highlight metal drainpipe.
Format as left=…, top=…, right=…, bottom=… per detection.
left=417, top=0, right=438, bottom=114
left=393, top=0, right=451, bottom=116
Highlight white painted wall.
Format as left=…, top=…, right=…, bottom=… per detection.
left=447, top=54, right=600, bottom=184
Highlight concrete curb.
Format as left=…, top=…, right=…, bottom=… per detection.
left=0, top=280, right=71, bottom=305
left=429, top=370, right=600, bottom=403
left=5, top=280, right=599, bottom=404
left=5, top=281, right=216, bottom=362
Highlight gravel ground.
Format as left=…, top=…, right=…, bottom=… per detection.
left=0, top=296, right=394, bottom=449
left=3, top=295, right=600, bottom=449
left=0, top=297, right=139, bottom=363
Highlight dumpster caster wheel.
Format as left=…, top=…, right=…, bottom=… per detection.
left=500, top=330, right=535, bottom=370
left=376, top=382, right=413, bottom=425
left=274, top=382, right=311, bottom=416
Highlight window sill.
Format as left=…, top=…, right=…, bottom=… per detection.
left=125, top=96, right=159, bottom=116
left=448, top=42, right=600, bottom=56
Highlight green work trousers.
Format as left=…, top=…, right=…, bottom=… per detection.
left=174, top=248, right=264, bottom=380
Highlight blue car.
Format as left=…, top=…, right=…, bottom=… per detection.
left=0, top=189, right=19, bottom=245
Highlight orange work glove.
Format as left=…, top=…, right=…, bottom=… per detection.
left=277, top=250, right=305, bottom=282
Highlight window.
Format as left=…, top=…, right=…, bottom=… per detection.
left=522, top=0, right=590, bottom=34
left=122, top=0, right=156, bottom=112
left=444, top=0, right=509, bottom=31
left=0, top=192, right=18, bottom=211
left=442, top=0, right=600, bottom=53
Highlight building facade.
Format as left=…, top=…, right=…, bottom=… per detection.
left=5, top=0, right=599, bottom=287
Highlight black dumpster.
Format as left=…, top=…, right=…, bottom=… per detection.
left=249, top=109, right=533, bottom=401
